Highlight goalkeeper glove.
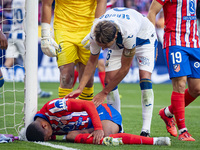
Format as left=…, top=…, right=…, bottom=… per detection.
left=81, top=33, right=91, bottom=50
left=41, top=23, right=58, bottom=57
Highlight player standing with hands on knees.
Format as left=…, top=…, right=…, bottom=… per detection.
left=66, top=7, right=158, bottom=137
left=40, top=0, right=107, bottom=99
left=0, top=30, right=8, bottom=87
left=147, top=0, right=200, bottom=141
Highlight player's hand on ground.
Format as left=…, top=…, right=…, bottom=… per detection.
left=87, top=130, right=104, bottom=145
left=81, top=33, right=90, bottom=50
left=41, top=23, right=58, bottom=57
left=65, top=89, right=82, bottom=99
left=0, top=31, right=8, bottom=49
left=92, top=91, right=107, bottom=107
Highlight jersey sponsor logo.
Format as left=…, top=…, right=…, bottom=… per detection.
left=194, top=62, right=200, bottom=68
left=137, top=56, right=150, bottom=66
left=173, top=64, right=180, bottom=72
left=183, top=16, right=196, bottom=20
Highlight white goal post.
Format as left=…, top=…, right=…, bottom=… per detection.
left=0, top=0, right=38, bottom=140
left=24, top=0, right=38, bottom=129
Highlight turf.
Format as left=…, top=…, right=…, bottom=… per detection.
left=0, top=82, right=200, bottom=150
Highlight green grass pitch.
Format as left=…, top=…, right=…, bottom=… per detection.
left=0, top=82, right=200, bottom=150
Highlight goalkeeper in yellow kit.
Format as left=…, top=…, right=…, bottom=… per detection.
left=41, top=0, right=107, bottom=99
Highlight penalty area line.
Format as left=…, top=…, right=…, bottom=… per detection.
left=35, top=141, right=79, bottom=150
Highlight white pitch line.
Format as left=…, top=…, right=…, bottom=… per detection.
left=35, top=142, right=79, bottom=150
left=122, top=105, right=200, bottom=109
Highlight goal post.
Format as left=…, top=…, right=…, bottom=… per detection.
left=24, top=0, right=38, bottom=129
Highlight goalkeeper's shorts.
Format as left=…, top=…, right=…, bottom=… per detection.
left=54, top=29, right=91, bottom=67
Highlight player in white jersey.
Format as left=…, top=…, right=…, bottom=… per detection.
left=66, top=7, right=158, bottom=137
left=4, top=0, right=52, bottom=98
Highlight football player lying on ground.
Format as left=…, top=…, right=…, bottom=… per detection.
left=26, top=98, right=171, bottom=146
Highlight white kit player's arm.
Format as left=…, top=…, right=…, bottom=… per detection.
left=41, top=0, right=58, bottom=57
left=93, top=47, right=136, bottom=107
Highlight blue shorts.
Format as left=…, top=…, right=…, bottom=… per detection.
left=90, top=104, right=122, bottom=133
left=163, top=46, right=200, bottom=79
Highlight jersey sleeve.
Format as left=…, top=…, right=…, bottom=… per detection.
left=66, top=99, right=103, bottom=131
left=90, top=35, right=101, bottom=55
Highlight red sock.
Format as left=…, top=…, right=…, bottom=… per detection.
left=74, top=133, right=103, bottom=144
left=171, top=91, right=186, bottom=130
left=110, top=133, right=153, bottom=145
left=168, top=88, right=196, bottom=114
left=73, top=70, right=79, bottom=87
left=98, top=71, right=105, bottom=88
left=185, top=88, right=195, bottom=107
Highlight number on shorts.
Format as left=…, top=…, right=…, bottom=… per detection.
left=170, top=52, right=182, bottom=64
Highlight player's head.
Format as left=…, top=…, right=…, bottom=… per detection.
left=94, top=20, right=118, bottom=50
left=26, top=117, right=53, bottom=141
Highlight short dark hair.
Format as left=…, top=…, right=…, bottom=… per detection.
left=26, top=122, right=45, bottom=141
left=94, top=20, right=118, bottom=44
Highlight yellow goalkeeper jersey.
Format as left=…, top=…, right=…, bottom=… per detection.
left=54, top=0, right=97, bottom=31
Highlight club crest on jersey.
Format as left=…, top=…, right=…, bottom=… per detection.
left=189, top=0, right=195, bottom=14
left=137, top=56, right=150, bottom=66
left=194, top=62, right=200, bottom=68
left=173, top=64, right=180, bottom=72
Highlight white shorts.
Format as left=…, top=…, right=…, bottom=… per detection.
left=105, top=36, right=157, bottom=73
left=6, top=39, right=25, bottom=58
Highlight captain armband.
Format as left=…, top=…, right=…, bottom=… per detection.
left=123, top=48, right=135, bottom=57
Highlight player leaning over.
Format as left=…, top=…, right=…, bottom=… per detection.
left=66, top=7, right=158, bottom=137
left=148, top=0, right=200, bottom=141
left=40, top=0, right=107, bottom=99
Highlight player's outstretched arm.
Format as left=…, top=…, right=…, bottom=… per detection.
left=65, top=54, right=99, bottom=98
left=93, top=48, right=135, bottom=107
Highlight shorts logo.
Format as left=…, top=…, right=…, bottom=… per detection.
left=194, top=62, right=200, bottom=68
left=173, top=64, right=180, bottom=72
left=137, top=56, right=150, bottom=66
left=58, top=44, right=62, bottom=53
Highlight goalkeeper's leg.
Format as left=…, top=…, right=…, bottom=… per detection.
left=59, top=63, right=76, bottom=98
left=78, top=62, right=94, bottom=101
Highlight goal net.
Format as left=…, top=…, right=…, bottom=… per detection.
left=0, top=0, right=38, bottom=139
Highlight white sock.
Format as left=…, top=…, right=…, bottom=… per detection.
left=153, top=137, right=158, bottom=145
left=107, top=88, right=121, bottom=113
left=141, top=89, right=154, bottom=133
left=164, top=107, right=173, bottom=117
left=179, top=128, right=187, bottom=135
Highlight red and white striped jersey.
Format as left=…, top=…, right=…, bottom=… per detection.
left=34, top=98, right=102, bottom=135
left=156, top=0, right=200, bottom=48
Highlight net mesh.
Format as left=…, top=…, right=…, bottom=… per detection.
left=0, top=0, right=26, bottom=135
